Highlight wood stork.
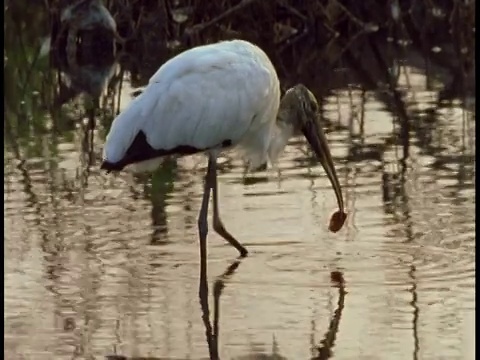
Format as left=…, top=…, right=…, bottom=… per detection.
left=101, top=39, right=346, bottom=262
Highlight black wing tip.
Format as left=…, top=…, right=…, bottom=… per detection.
left=101, top=160, right=123, bottom=174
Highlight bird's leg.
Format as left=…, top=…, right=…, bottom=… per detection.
left=198, top=156, right=215, bottom=292
left=210, top=160, right=249, bottom=257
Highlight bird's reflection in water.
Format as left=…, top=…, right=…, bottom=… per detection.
left=311, top=271, right=347, bottom=360
left=103, top=260, right=242, bottom=360
left=78, top=121, right=96, bottom=188
left=199, top=259, right=242, bottom=360
left=105, top=269, right=346, bottom=360
left=202, top=270, right=347, bottom=360
left=231, top=272, right=347, bottom=360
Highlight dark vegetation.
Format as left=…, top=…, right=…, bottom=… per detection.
left=46, top=0, right=475, bottom=97
left=6, top=0, right=475, bottom=137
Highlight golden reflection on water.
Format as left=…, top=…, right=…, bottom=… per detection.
left=5, top=78, right=475, bottom=359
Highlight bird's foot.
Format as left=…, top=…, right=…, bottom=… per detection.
left=238, top=247, right=249, bottom=258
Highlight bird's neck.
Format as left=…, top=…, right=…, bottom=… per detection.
left=267, top=120, right=295, bottom=165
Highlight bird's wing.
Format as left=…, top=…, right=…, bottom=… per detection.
left=104, top=41, right=278, bottom=164
left=144, top=43, right=276, bottom=149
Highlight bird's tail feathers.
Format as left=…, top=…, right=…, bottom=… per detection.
left=102, top=94, right=153, bottom=163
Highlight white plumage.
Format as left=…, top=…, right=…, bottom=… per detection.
left=101, top=39, right=346, bottom=262
left=103, top=40, right=280, bottom=171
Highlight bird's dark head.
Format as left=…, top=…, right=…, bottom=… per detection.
left=279, top=84, right=345, bottom=214
left=279, top=84, right=319, bottom=134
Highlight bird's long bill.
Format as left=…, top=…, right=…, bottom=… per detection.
left=302, top=119, right=345, bottom=212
